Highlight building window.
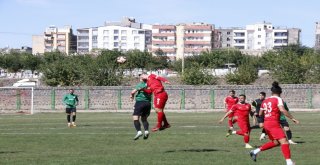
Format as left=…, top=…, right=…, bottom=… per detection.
left=114, top=36, right=119, bottom=40
left=121, top=30, right=127, bottom=35
left=227, top=32, right=231, bottom=35
left=227, top=44, right=230, bottom=47
left=138, top=30, right=144, bottom=34
left=258, top=42, right=261, bottom=45
left=258, top=35, right=261, bottom=38
left=92, top=36, right=97, bottom=41
left=132, top=30, right=138, bottom=34
left=103, top=42, right=109, bottom=48
left=114, top=30, right=119, bottom=34
left=134, top=43, right=140, bottom=47
left=121, top=42, right=127, bottom=47
left=103, top=30, right=109, bottom=35
left=134, top=36, right=140, bottom=41
left=114, top=42, right=119, bottom=47
left=103, top=36, right=109, bottom=41
left=121, top=36, right=127, bottom=41
left=258, top=28, right=261, bottom=31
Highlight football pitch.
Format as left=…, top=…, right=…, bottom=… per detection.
left=0, top=112, right=319, bottom=165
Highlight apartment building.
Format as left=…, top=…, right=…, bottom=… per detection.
left=152, top=23, right=214, bottom=60
left=77, top=17, right=151, bottom=54
left=151, top=25, right=176, bottom=60
left=32, top=26, right=76, bottom=55
left=216, top=22, right=301, bottom=54
left=315, top=22, right=320, bottom=50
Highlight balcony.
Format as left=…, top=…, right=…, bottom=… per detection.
left=152, top=25, right=176, bottom=30
left=184, top=47, right=208, bottom=53
left=184, top=33, right=211, bottom=37
left=152, top=48, right=176, bottom=53
left=184, top=41, right=211, bottom=45
left=152, top=40, right=176, bottom=45
left=152, top=33, right=175, bottom=37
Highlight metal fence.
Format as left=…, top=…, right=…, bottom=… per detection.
left=1, top=85, right=320, bottom=113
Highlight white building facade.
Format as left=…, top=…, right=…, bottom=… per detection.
left=218, top=22, right=301, bottom=54
left=77, top=17, right=151, bottom=54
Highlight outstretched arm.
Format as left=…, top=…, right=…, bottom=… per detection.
left=279, top=105, right=299, bottom=124
left=218, top=111, right=233, bottom=124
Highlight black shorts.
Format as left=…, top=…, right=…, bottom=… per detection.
left=256, top=115, right=264, bottom=123
left=66, top=108, right=76, bottom=113
left=133, top=101, right=151, bottom=117
left=280, top=120, right=289, bottom=127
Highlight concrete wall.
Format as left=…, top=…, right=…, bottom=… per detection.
left=1, top=85, right=320, bottom=113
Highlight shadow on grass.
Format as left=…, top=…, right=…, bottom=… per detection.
left=0, top=151, right=23, bottom=154
left=165, top=148, right=230, bottom=153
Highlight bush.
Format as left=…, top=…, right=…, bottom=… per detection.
left=181, top=63, right=217, bottom=85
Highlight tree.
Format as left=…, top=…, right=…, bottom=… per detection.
left=225, top=62, right=258, bottom=85
left=181, top=63, right=217, bottom=85
left=21, top=53, right=42, bottom=74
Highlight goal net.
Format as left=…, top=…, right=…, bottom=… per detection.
left=0, top=87, right=34, bottom=114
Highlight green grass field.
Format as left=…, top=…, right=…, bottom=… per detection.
left=0, top=112, right=319, bottom=165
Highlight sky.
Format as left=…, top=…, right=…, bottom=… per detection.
left=0, top=0, right=319, bottom=48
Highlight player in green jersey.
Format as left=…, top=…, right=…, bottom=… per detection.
left=63, top=89, right=79, bottom=127
left=130, top=74, right=152, bottom=140
left=281, top=102, right=297, bottom=144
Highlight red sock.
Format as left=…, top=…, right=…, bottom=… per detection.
left=236, top=130, right=244, bottom=136
left=260, top=141, right=277, bottom=151
left=244, top=134, right=250, bottom=143
left=162, top=113, right=169, bottom=126
left=228, top=119, right=233, bottom=127
left=157, top=112, right=164, bottom=128
left=281, top=144, right=291, bottom=159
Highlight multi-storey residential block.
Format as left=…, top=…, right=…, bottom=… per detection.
left=152, top=23, right=214, bottom=60
left=315, top=22, right=320, bottom=50
left=152, top=25, right=177, bottom=60
left=32, top=25, right=76, bottom=55
left=77, top=17, right=151, bottom=54
left=216, top=22, right=301, bottom=55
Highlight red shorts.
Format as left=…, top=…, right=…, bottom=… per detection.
left=154, top=91, right=168, bottom=109
left=264, top=121, right=286, bottom=141
left=237, top=121, right=250, bottom=133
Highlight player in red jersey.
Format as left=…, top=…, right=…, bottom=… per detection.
left=224, top=90, right=239, bottom=133
left=249, top=82, right=299, bottom=165
left=219, top=94, right=253, bottom=148
left=141, top=73, right=171, bottom=132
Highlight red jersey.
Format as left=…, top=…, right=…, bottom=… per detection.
left=230, top=103, right=251, bottom=123
left=225, top=96, right=239, bottom=110
left=260, top=96, right=284, bottom=122
left=146, top=74, right=168, bottom=94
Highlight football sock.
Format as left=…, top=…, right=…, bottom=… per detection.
left=157, top=112, right=164, bottom=128
left=260, top=141, right=277, bottom=151
left=163, top=113, right=169, bottom=125
left=228, top=119, right=233, bottom=127
left=244, top=134, right=250, bottom=143
left=286, top=159, right=294, bottom=165
left=236, top=130, right=244, bottom=135
left=281, top=144, right=291, bottom=159
left=253, top=148, right=261, bottom=154
left=67, top=115, right=71, bottom=122
left=286, top=130, right=292, bottom=140
left=142, top=119, right=149, bottom=131
left=262, top=129, right=266, bottom=134
left=72, top=115, right=76, bottom=122
left=133, top=120, right=141, bottom=131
